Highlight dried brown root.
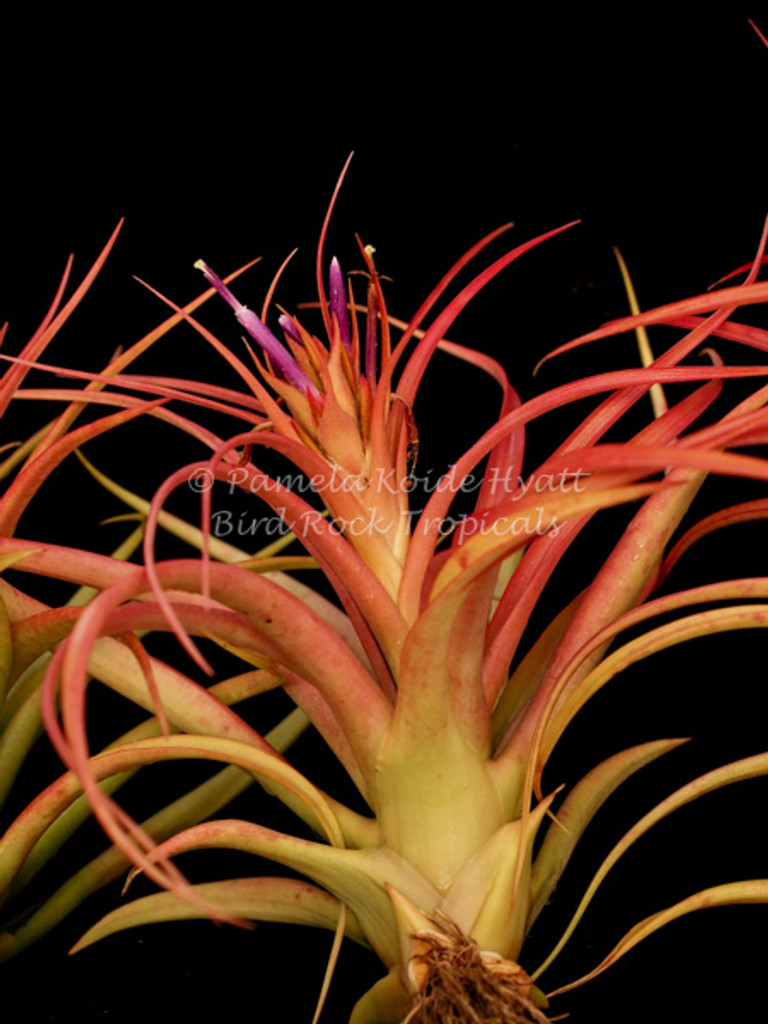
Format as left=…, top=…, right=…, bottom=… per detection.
left=403, top=922, right=551, bottom=1024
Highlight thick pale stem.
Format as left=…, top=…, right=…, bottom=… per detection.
left=374, top=714, right=505, bottom=892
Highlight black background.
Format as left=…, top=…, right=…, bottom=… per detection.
left=2, top=9, right=767, bottom=1024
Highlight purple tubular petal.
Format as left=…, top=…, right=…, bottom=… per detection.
left=278, top=313, right=302, bottom=342
left=196, top=260, right=317, bottom=395
left=329, top=257, right=351, bottom=351
left=233, top=307, right=313, bottom=390
left=194, top=260, right=241, bottom=311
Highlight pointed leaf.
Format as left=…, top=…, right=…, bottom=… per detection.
left=547, top=880, right=768, bottom=997
left=123, top=818, right=440, bottom=967
left=527, top=739, right=688, bottom=929
left=541, top=604, right=768, bottom=768
left=532, top=751, right=768, bottom=980
left=71, top=876, right=367, bottom=952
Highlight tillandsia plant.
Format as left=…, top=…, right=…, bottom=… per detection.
left=4, top=162, right=768, bottom=1024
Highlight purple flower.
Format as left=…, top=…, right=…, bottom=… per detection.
left=278, top=313, right=302, bottom=343
left=195, top=260, right=317, bottom=396
left=329, top=256, right=351, bottom=352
